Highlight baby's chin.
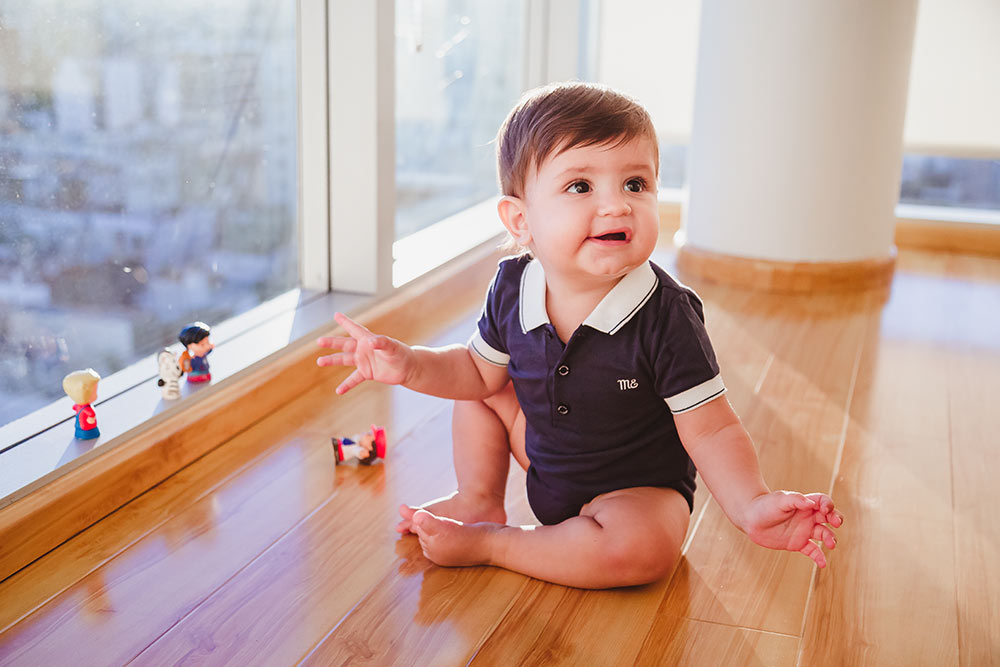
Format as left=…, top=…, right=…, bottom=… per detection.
left=579, top=261, right=643, bottom=282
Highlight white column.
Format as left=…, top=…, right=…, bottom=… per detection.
left=683, top=0, right=919, bottom=264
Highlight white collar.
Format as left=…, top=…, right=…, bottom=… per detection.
left=519, top=258, right=658, bottom=335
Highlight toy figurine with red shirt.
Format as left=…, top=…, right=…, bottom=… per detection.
left=63, top=368, right=101, bottom=440
left=178, top=322, right=214, bottom=383
left=332, top=425, right=387, bottom=466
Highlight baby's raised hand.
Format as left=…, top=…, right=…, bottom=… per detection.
left=742, top=491, right=843, bottom=568
left=316, top=312, right=414, bottom=394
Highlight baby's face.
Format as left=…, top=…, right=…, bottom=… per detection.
left=516, top=137, right=660, bottom=288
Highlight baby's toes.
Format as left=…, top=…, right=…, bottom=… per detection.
left=396, top=504, right=419, bottom=533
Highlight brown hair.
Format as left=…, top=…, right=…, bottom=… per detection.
left=496, top=82, right=659, bottom=198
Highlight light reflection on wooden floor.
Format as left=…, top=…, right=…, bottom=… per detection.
left=1, top=245, right=998, bottom=666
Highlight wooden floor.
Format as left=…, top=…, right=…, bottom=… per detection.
left=1, top=244, right=998, bottom=666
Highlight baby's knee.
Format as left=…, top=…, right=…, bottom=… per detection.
left=584, top=490, right=688, bottom=586
left=599, top=531, right=679, bottom=585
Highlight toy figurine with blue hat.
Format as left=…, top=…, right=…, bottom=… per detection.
left=178, top=322, right=214, bottom=383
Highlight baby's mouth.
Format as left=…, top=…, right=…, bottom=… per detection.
left=590, top=230, right=630, bottom=242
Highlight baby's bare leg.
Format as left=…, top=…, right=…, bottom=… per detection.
left=411, top=487, right=689, bottom=589
left=397, top=382, right=527, bottom=533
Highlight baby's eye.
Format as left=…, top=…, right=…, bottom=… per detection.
left=624, top=178, right=646, bottom=193
left=567, top=181, right=591, bottom=194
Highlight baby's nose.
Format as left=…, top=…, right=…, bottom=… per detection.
left=598, top=193, right=631, bottom=216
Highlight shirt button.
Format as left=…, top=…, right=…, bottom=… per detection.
left=557, top=365, right=570, bottom=376
left=557, top=404, right=570, bottom=415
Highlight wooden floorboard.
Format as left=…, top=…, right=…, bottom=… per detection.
left=951, top=343, right=1000, bottom=666
left=2, top=245, right=999, bottom=666
left=798, top=334, right=960, bottom=665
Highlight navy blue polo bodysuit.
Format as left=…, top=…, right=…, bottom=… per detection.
left=469, top=255, right=726, bottom=525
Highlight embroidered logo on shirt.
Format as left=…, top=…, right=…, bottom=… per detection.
left=617, top=378, right=639, bottom=390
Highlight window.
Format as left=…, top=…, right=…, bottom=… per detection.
left=394, top=1, right=526, bottom=241
left=0, top=1, right=299, bottom=428
left=391, top=0, right=602, bottom=287
left=392, top=0, right=527, bottom=286
left=900, top=155, right=1000, bottom=212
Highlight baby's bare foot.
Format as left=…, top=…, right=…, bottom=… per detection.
left=396, top=490, right=506, bottom=534
left=410, top=510, right=500, bottom=567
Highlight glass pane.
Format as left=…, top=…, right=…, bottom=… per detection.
left=395, top=0, right=525, bottom=240
left=900, top=155, right=1000, bottom=212
left=0, top=1, right=298, bottom=428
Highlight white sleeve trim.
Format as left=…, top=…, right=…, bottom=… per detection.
left=665, top=374, right=727, bottom=414
left=468, top=331, right=510, bottom=367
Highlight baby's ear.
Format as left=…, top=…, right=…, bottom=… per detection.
left=497, top=196, right=531, bottom=246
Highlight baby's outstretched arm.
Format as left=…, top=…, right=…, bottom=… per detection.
left=317, top=312, right=508, bottom=400
left=676, top=397, right=844, bottom=568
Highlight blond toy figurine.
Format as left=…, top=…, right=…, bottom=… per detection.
left=63, top=368, right=101, bottom=440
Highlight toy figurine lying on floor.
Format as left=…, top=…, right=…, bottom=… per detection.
left=332, top=425, right=387, bottom=466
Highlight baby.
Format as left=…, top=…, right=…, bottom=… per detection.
left=317, top=82, right=842, bottom=589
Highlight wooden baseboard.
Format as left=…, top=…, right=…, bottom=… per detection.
left=661, top=199, right=1000, bottom=259
left=0, top=242, right=503, bottom=583
left=895, top=217, right=1000, bottom=256
left=676, top=243, right=897, bottom=293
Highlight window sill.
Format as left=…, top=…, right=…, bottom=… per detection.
left=393, top=198, right=504, bottom=287
left=0, top=289, right=372, bottom=509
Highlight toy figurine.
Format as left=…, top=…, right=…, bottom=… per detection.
left=332, top=425, right=387, bottom=466
left=157, top=348, right=183, bottom=399
left=62, top=368, right=101, bottom=440
left=178, top=322, right=214, bottom=383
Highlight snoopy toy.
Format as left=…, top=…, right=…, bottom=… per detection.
left=157, top=349, right=184, bottom=400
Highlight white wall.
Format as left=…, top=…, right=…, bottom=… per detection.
left=598, top=0, right=1000, bottom=156
left=596, top=0, right=700, bottom=143
left=904, top=0, right=1000, bottom=156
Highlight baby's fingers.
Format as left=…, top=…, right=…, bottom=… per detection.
left=776, top=491, right=817, bottom=513
left=316, top=352, right=353, bottom=368
left=316, top=335, right=353, bottom=350
left=334, top=312, right=375, bottom=340
left=335, top=369, right=367, bottom=395
left=806, top=493, right=841, bottom=522
left=811, top=523, right=837, bottom=550
left=800, top=540, right=829, bottom=568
